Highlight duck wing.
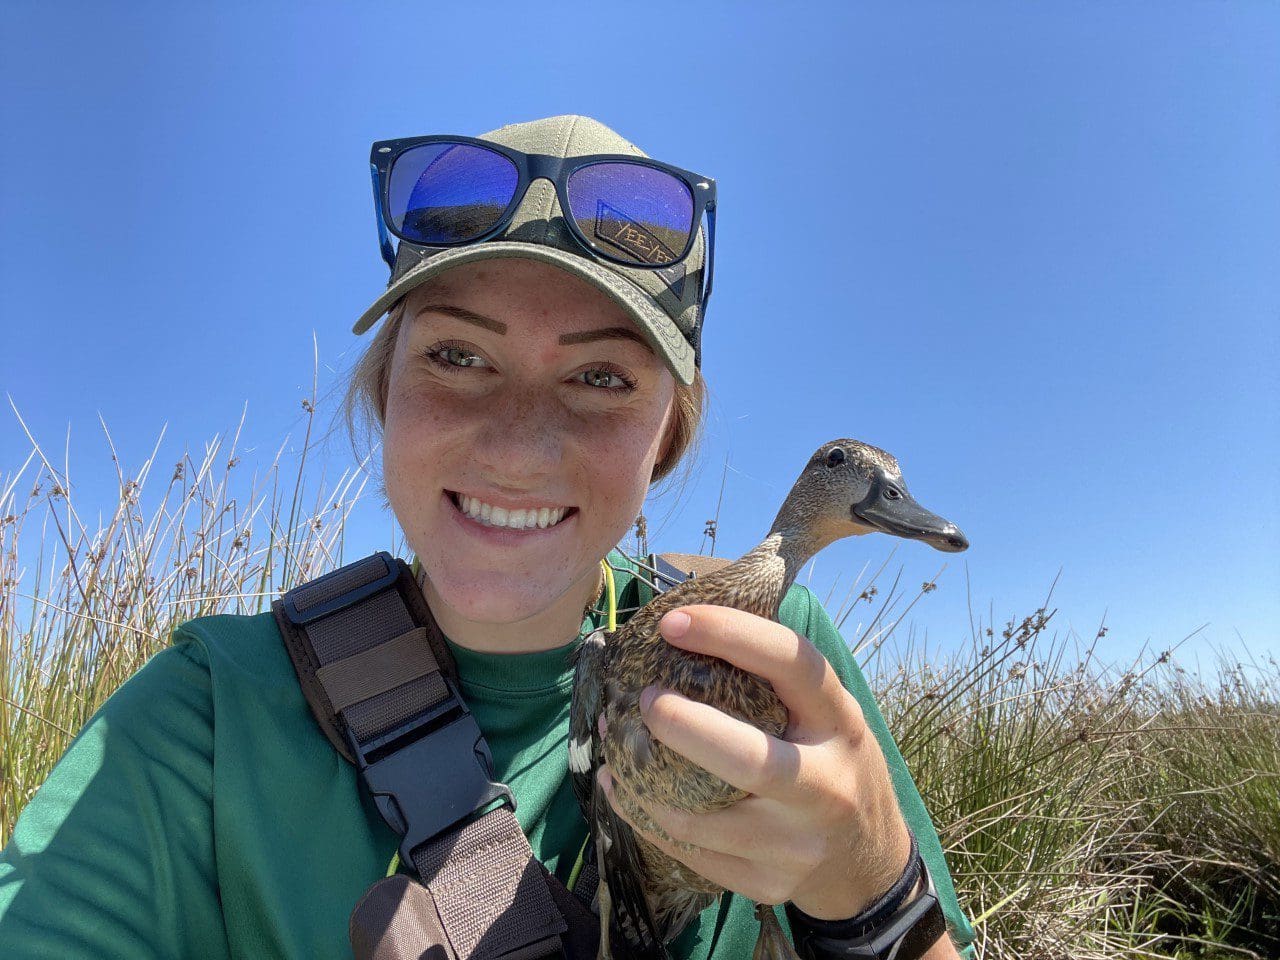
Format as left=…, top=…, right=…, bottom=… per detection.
left=592, top=774, right=670, bottom=960
left=568, top=628, right=607, bottom=819
left=570, top=629, right=669, bottom=960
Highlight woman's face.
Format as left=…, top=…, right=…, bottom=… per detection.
left=383, top=257, right=677, bottom=635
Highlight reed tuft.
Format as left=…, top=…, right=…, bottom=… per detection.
left=2, top=402, right=1275, bottom=958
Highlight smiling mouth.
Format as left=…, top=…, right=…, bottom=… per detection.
left=446, top=490, right=577, bottom=531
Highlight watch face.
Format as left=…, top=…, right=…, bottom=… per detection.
left=868, top=893, right=946, bottom=960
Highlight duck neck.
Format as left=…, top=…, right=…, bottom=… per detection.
left=755, top=513, right=833, bottom=597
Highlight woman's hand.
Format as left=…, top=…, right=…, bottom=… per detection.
left=597, top=602, right=913, bottom=921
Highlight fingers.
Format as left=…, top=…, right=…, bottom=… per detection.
left=636, top=687, right=804, bottom=799
left=657, top=605, right=861, bottom=739
left=598, top=766, right=811, bottom=906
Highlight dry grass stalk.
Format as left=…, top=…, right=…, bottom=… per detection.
left=2, top=398, right=1276, bottom=958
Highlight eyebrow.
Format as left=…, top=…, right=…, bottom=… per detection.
left=412, top=302, right=648, bottom=347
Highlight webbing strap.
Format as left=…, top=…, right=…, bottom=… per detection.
left=315, top=626, right=440, bottom=714
left=412, top=808, right=566, bottom=960
left=273, top=553, right=566, bottom=960
left=301, top=568, right=450, bottom=743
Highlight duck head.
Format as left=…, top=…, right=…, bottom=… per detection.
left=769, top=438, right=968, bottom=554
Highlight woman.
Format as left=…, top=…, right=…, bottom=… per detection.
left=0, top=115, right=974, bottom=959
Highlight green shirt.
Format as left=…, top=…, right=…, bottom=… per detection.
left=0, top=552, right=975, bottom=958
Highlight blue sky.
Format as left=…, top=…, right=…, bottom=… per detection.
left=2, top=2, right=1276, bottom=669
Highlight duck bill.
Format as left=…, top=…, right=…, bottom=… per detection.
left=853, top=479, right=969, bottom=553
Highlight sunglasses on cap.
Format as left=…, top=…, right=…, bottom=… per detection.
left=367, top=135, right=717, bottom=310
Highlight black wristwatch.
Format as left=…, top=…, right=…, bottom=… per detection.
left=785, top=832, right=948, bottom=960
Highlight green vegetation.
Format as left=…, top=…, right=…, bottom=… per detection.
left=2, top=403, right=1276, bottom=958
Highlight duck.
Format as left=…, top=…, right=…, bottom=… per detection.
left=568, top=438, right=968, bottom=960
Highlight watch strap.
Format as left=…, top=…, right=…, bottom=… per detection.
left=786, top=834, right=948, bottom=960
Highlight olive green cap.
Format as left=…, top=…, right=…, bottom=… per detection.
left=351, top=115, right=705, bottom=385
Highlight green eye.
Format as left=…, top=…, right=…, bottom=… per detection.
left=577, top=367, right=635, bottom=391
left=582, top=370, right=620, bottom=388
left=442, top=347, right=482, bottom=367
left=420, top=344, right=490, bottom=373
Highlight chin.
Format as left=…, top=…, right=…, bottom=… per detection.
left=442, top=583, right=555, bottom=626
left=419, top=555, right=584, bottom=626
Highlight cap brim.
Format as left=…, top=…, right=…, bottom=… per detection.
left=352, top=243, right=696, bottom=386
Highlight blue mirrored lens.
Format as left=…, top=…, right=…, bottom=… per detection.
left=388, top=143, right=519, bottom=244
left=566, top=162, right=694, bottom=266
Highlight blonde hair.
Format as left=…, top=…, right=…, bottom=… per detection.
left=341, top=293, right=706, bottom=488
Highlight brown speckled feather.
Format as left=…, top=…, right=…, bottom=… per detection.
left=572, top=438, right=969, bottom=960
left=600, top=539, right=792, bottom=938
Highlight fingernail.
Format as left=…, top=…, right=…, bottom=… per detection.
left=639, top=685, right=658, bottom=713
left=598, top=766, right=613, bottom=793
left=597, top=713, right=607, bottom=736
left=660, top=610, right=691, bottom=640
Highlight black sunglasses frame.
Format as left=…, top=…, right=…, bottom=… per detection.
left=368, top=134, right=717, bottom=316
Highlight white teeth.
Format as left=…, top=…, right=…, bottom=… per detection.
left=455, top=493, right=567, bottom=530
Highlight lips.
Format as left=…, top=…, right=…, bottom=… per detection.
left=442, top=488, right=578, bottom=535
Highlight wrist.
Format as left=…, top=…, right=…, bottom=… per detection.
left=792, top=815, right=913, bottom=920
left=785, top=833, right=947, bottom=960
left=787, top=828, right=922, bottom=932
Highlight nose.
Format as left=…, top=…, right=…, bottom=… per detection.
left=469, top=380, right=565, bottom=483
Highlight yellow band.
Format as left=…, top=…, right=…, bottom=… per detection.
left=599, top=559, right=617, bottom=632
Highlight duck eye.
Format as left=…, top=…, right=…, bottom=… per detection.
left=825, top=447, right=847, bottom=468
left=884, top=486, right=901, bottom=500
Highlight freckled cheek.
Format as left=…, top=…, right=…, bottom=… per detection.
left=387, top=384, right=476, bottom=447
left=383, top=392, right=472, bottom=496
left=570, top=412, right=668, bottom=509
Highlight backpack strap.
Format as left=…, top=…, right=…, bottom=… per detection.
left=272, top=552, right=566, bottom=960
left=272, top=550, right=728, bottom=960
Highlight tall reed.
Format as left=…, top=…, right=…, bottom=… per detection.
left=2, top=402, right=1276, bottom=958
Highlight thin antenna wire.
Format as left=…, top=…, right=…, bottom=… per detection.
left=700, top=455, right=730, bottom=556
left=634, top=513, right=649, bottom=560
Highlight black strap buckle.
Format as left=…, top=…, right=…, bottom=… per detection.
left=344, top=674, right=516, bottom=871
left=280, top=551, right=401, bottom=627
